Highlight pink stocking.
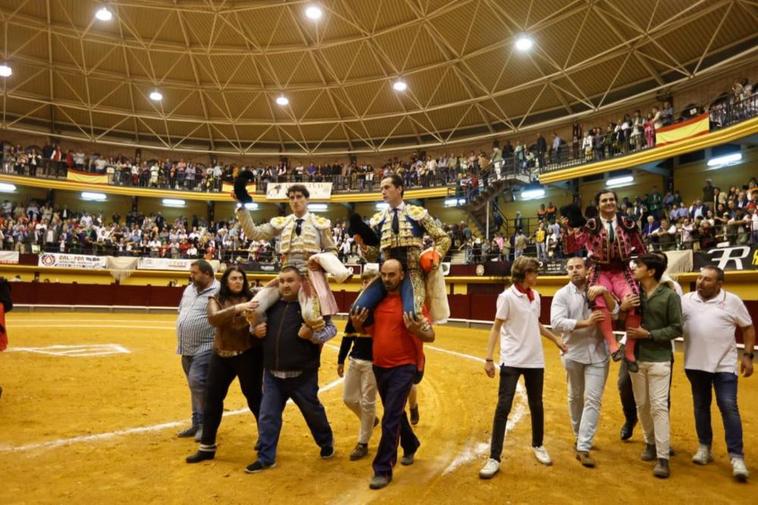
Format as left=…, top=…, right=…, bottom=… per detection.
left=624, top=310, right=640, bottom=363
left=598, top=308, right=619, bottom=354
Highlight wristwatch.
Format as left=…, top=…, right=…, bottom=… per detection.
left=744, top=352, right=754, bottom=360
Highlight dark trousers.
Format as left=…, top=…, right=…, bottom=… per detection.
left=257, top=369, right=333, bottom=465
left=200, top=347, right=264, bottom=447
left=372, top=364, right=420, bottom=477
left=685, top=369, right=743, bottom=457
left=618, top=359, right=637, bottom=425
left=489, top=366, right=544, bottom=461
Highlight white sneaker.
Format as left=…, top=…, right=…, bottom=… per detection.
left=532, top=446, right=552, bottom=466
left=691, top=445, right=713, bottom=465
left=479, top=458, right=500, bottom=479
left=731, top=457, right=749, bottom=482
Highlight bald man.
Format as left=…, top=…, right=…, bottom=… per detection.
left=350, top=259, right=434, bottom=490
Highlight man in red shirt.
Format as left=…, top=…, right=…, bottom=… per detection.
left=350, top=258, right=434, bottom=490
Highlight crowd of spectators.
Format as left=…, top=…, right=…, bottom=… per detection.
left=460, top=176, right=758, bottom=264
left=2, top=79, right=754, bottom=199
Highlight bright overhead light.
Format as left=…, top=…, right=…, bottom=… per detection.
left=307, top=203, right=327, bottom=212
left=444, top=198, right=466, bottom=207
left=149, top=90, right=163, bottom=101
left=237, top=202, right=259, bottom=211
left=0, top=64, right=12, bottom=78
left=162, top=198, right=186, bottom=208
left=515, top=35, right=534, bottom=52
left=0, top=183, right=17, bottom=193
left=375, top=202, right=389, bottom=211
left=606, top=175, right=635, bottom=188
left=392, top=80, right=408, bottom=92
left=276, top=95, right=289, bottom=106
left=521, top=188, right=546, bottom=201
left=81, top=192, right=107, bottom=202
left=304, top=5, right=323, bottom=20
left=95, top=7, right=113, bottom=21
left=707, top=152, right=742, bottom=168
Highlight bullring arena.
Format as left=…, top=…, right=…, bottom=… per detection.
left=1, top=1, right=758, bottom=504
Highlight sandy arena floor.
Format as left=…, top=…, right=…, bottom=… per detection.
left=0, top=311, right=755, bottom=504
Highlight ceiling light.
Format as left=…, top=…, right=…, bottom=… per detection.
left=237, top=202, right=259, bottom=211
left=444, top=198, right=466, bottom=207
left=520, top=185, right=546, bottom=201
left=276, top=95, right=289, bottom=106
left=707, top=152, right=742, bottom=168
left=304, top=5, right=323, bottom=20
left=375, top=203, right=389, bottom=211
left=0, top=64, right=12, bottom=78
left=149, top=90, right=163, bottom=101
left=392, top=80, right=408, bottom=92
left=307, top=203, right=327, bottom=212
left=81, top=192, right=107, bottom=202
left=515, top=35, right=534, bottom=52
left=95, top=6, right=113, bottom=21
left=0, top=183, right=17, bottom=193
left=606, top=175, right=635, bottom=188
left=162, top=198, right=186, bottom=208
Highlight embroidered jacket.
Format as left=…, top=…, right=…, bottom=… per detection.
left=363, top=203, right=451, bottom=262
left=236, top=209, right=337, bottom=258
left=563, top=214, right=646, bottom=265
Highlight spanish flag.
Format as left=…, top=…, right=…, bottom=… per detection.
left=655, top=113, right=710, bottom=146
left=66, top=169, right=108, bottom=184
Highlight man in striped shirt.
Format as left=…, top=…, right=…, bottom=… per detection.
left=176, top=259, right=219, bottom=441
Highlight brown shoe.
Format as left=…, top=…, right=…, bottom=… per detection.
left=349, top=443, right=368, bottom=461
left=576, top=451, right=596, bottom=468
left=653, top=458, right=670, bottom=478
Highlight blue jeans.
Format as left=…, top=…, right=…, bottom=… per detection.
left=257, top=369, right=333, bottom=465
left=353, top=275, right=416, bottom=322
left=685, top=369, right=743, bottom=457
left=181, top=350, right=213, bottom=427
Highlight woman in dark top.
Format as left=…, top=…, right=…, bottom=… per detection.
left=186, top=266, right=263, bottom=463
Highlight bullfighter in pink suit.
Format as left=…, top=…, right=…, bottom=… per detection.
left=562, top=190, right=647, bottom=372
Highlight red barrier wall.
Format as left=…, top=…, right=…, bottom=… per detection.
left=8, top=281, right=757, bottom=343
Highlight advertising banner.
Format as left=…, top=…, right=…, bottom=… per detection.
left=265, top=182, right=333, bottom=200
left=38, top=253, right=108, bottom=269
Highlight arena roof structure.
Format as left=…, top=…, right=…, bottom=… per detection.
left=1, top=0, right=756, bottom=156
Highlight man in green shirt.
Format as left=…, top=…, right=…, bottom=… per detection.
left=626, top=253, right=682, bottom=479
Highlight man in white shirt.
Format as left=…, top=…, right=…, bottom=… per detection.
left=682, top=265, right=755, bottom=481
left=551, top=257, right=617, bottom=467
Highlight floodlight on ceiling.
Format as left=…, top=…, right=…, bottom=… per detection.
left=392, top=80, right=408, bottom=92
left=276, top=95, right=289, bottom=106
left=162, top=198, right=186, bottom=208
left=444, top=198, right=466, bottom=207
left=237, top=202, right=259, bottom=211
left=707, top=152, right=742, bottom=169
left=0, top=183, right=17, bottom=193
left=305, top=5, right=323, bottom=20
left=149, top=90, right=163, bottom=101
left=375, top=202, right=389, bottom=211
left=520, top=183, right=546, bottom=201
left=515, top=35, right=534, bottom=52
left=95, top=6, right=113, bottom=21
left=81, top=192, right=107, bottom=202
left=606, top=175, right=635, bottom=188
left=307, top=203, right=328, bottom=212
left=0, top=64, right=12, bottom=78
